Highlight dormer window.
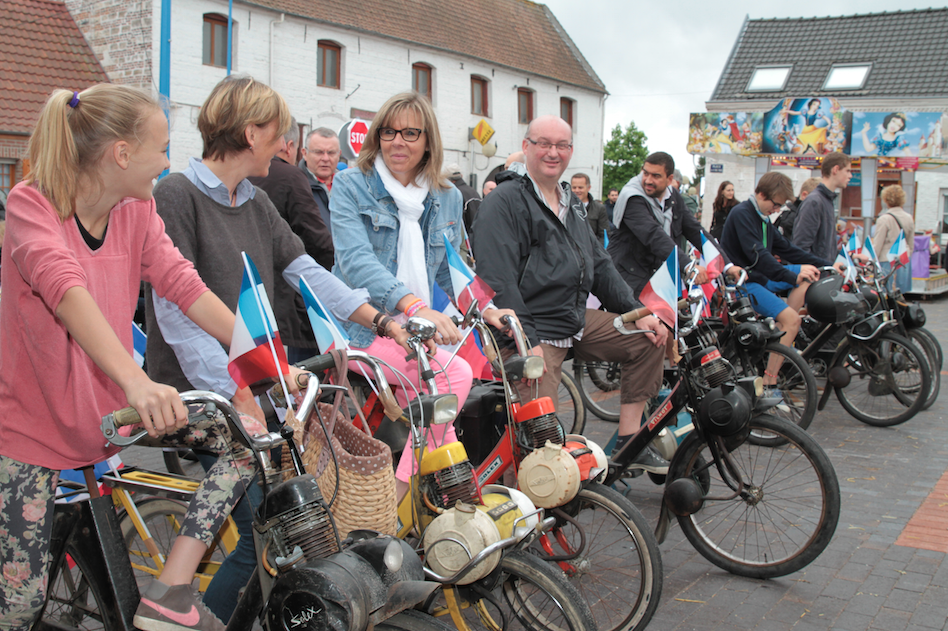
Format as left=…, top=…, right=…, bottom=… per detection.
left=746, top=66, right=791, bottom=92
left=822, top=64, right=871, bottom=90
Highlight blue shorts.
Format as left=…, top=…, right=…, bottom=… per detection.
left=745, top=280, right=796, bottom=319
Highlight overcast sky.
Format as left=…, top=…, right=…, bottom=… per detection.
left=542, top=0, right=941, bottom=183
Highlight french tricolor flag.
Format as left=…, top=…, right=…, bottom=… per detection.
left=300, top=277, right=350, bottom=353
left=443, top=233, right=495, bottom=314
left=640, top=248, right=679, bottom=333
left=835, top=247, right=857, bottom=284
left=863, top=235, right=879, bottom=263
left=700, top=233, right=725, bottom=278
left=846, top=230, right=861, bottom=255
left=889, top=230, right=910, bottom=266
left=227, top=253, right=289, bottom=391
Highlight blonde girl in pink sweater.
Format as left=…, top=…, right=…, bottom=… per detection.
left=0, top=85, right=267, bottom=631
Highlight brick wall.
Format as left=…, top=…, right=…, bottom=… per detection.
left=66, top=0, right=152, bottom=88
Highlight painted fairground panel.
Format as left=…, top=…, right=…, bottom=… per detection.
left=687, top=112, right=763, bottom=155
left=851, top=111, right=948, bottom=158
left=762, top=97, right=852, bottom=155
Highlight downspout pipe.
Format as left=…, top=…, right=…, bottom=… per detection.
left=269, top=13, right=285, bottom=86
left=226, top=0, right=233, bottom=75
left=159, top=0, right=171, bottom=177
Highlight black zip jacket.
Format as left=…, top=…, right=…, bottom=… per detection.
left=473, top=171, right=640, bottom=346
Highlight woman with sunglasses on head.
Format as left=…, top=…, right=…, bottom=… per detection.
left=330, top=92, right=513, bottom=501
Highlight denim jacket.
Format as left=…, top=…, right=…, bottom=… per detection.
left=330, top=165, right=463, bottom=348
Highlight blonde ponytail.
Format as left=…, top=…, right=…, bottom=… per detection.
left=25, top=84, right=161, bottom=220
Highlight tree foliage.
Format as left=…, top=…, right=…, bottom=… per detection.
left=602, top=121, right=648, bottom=198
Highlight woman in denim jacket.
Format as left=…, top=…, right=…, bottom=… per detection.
left=330, top=92, right=512, bottom=500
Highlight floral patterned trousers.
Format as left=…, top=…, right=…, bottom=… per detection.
left=0, top=410, right=261, bottom=631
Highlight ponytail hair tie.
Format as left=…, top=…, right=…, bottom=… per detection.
left=68, top=91, right=80, bottom=108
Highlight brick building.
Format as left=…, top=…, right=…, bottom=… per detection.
left=55, top=0, right=607, bottom=192
left=0, top=0, right=109, bottom=202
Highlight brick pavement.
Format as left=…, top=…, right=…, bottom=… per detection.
left=122, top=295, right=948, bottom=631
left=576, top=294, right=948, bottom=631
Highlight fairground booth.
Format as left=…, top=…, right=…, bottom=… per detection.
left=690, top=8, right=948, bottom=295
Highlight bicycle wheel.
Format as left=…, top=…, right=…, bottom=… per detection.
left=573, top=361, right=621, bottom=423
left=119, top=498, right=233, bottom=592
left=907, top=329, right=940, bottom=411
left=670, top=414, right=840, bottom=578
left=834, top=331, right=931, bottom=427
left=557, top=372, right=586, bottom=435
left=500, top=550, right=597, bottom=631
left=535, top=484, right=662, bottom=631
left=41, top=542, right=111, bottom=631
left=727, top=342, right=817, bottom=446
left=912, top=326, right=943, bottom=370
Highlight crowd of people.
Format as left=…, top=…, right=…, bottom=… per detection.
left=0, top=74, right=920, bottom=631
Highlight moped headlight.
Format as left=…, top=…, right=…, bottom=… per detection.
left=523, top=356, right=545, bottom=380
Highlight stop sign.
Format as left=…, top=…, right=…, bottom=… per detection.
left=345, top=119, right=369, bottom=156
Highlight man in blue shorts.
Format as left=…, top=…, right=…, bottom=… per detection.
left=720, top=172, right=839, bottom=380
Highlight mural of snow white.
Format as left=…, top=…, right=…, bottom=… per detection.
left=852, top=111, right=947, bottom=158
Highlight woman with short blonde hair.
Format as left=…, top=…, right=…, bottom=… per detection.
left=873, top=184, right=915, bottom=293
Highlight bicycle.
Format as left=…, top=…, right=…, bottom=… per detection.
left=442, top=307, right=663, bottom=631
left=294, top=343, right=597, bottom=631
left=38, top=390, right=456, bottom=631
left=600, top=272, right=841, bottom=579
left=797, top=267, right=932, bottom=427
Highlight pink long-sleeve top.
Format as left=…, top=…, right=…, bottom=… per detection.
left=0, top=183, right=209, bottom=469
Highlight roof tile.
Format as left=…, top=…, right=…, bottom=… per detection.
left=0, top=0, right=109, bottom=134
left=711, top=8, right=948, bottom=103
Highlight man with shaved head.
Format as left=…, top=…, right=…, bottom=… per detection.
left=474, top=116, right=669, bottom=472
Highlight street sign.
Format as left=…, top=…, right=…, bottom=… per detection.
left=471, top=119, right=495, bottom=145
left=338, top=119, right=370, bottom=160
left=710, top=164, right=724, bottom=173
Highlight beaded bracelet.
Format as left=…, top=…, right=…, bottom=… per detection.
left=405, top=299, right=427, bottom=318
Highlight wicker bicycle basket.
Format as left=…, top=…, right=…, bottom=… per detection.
left=283, top=401, right=397, bottom=538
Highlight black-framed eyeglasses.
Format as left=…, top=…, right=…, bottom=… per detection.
left=526, top=137, right=572, bottom=152
left=379, top=127, right=425, bottom=142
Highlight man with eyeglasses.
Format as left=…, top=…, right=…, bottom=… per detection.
left=474, top=115, right=669, bottom=473
left=301, top=127, right=342, bottom=236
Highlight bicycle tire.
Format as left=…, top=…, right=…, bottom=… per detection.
left=573, top=362, right=621, bottom=423
left=500, top=550, right=597, bottom=631
left=834, top=331, right=931, bottom=427
left=557, top=372, right=586, bottom=435
left=40, top=541, right=112, bottom=631
left=670, top=414, right=840, bottom=579
left=162, top=450, right=185, bottom=476
left=907, top=330, right=940, bottom=411
left=912, top=326, right=943, bottom=370
left=535, top=483, right=662, bottom=631
left=376, top=609, right=456, bottom=630
left=726, top=342, right=817, bottom=446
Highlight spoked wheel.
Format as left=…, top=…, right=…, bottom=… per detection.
left=40, top=542, right=110, bottom=631
left=726, top=342, right=817, bottom=446
left=556, top=372, right=586, bottom=435
left=119, top=498, right=232, bottom=592
left=906, top=329, right=940, bottom=411
left=430, top=550, right=597, bottom=631
left=573, top=361, right=621, bottom=422
left=911, top=326, right=943, bottom=370
left=534, top=484, right=662, bottom=631
left=834, top=332, right=931, bottom=427
left=670, top=414, right=840, bottom=578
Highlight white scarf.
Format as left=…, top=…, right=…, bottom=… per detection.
left=374, top=154, right=431, bottom=306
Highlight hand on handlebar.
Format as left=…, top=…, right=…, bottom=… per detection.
left=852, top=251, right=870, bottom=264
left=797, top=264, right=820, bottom=284
left=123, top=376, right=189, bottom=438
left=231, top=386, right=266, bottom=426
left=726, top=265, right=745, bottom=281
left=384, top=319, right=413, bottom=354
left=483, top=307, right=518, bottom=336
left=635, top=314, right=667, bottom=347
left=417, top=306, right=463, bottom=347
left=693, top=264, right=710, bottom=285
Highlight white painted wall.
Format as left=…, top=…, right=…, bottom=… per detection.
left=914, top=170, right=948, bottom=233
left=154, top=0, right=606, bottom=193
